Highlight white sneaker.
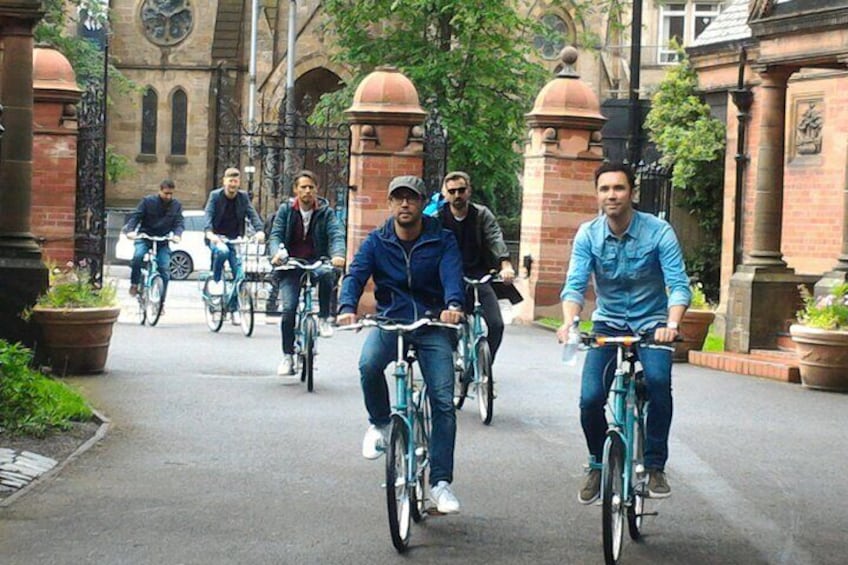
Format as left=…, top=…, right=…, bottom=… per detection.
left=361, top=424, right=388, bottom=460
left=429, top=481, right=460, bottom=514
left=277, top=355, right=294, bottom=376
left=208, top=280, right=224, bottom=295
left=319, top=318, right=334, bottom=337
left=231, top=311, right=241, bottom=325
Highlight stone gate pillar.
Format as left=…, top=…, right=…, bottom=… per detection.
left=516, top=48, right=606, bottom=322
left=344, top=67, right=426, bottom=312
left=0, top=0, right=48, bottom=347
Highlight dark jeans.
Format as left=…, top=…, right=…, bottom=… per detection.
left=275, top=268, right=337, bottom=354
left=580, top=321, right=674, bottom=470
left=209, top=242, right=241, bottom=310
left=359, top=326, right=456, bottom=486
left=466, top=282, right=504, bottom=360
left=131, top=240, right=171, bottom=303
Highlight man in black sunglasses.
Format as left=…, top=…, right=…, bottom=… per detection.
left=436, top=171, right=516, bottom=361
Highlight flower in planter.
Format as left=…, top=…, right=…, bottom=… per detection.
left=688, top=281, right=713, bottom=311
left=797, top=283, right=848, bottom=330
left=35, top=260, right=118, bottom=310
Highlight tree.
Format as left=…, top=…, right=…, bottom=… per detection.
left=644, top=50, right=726, bottom=301
left=317, top=0, right=549, bottom=221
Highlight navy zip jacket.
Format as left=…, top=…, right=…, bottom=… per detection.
left=122, top=194, right=184, bottom=238
left=339, top=216, right=465, bottom=323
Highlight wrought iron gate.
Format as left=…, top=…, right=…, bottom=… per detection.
left=422, top=106, right=448, bottom=197
left=75, top=79, right=107, bottom=285
left=213, top=69, right=351, bottom=222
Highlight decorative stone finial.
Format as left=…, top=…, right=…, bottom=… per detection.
left=557, top=46, right=580, bottom=79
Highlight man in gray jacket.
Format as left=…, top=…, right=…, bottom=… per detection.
left=436, top=171, right=515, bottom=361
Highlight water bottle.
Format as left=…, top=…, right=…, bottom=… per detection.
left=561, top=316, right=581, bottom=367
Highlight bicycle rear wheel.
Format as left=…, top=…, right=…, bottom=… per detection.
left=628, top=400, right=647, bottom=540
left=301, top=316, right=316, bottom=391
left=602, top=433, right=626, bottom=565
left=238, top=282, right=254, bottom=337
left=475, top=339, right=494, bottom=425
left=146, top=275, right=164, bottom=326
left=203, top=279, right=223, bottom=332
left=411, top=380, right=430, bottom=523
left=385, top=414, right=411, bottom=552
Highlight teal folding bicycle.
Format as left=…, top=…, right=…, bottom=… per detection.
left=579, top=332, right=669, bottom=565
left=339, top=316, right=458, bottom=552
left=132, top=233, right=174, bottom=327
left=201, top=236, right=255, bottom=336
left=272, top=257, right=333, bottom=392
left=453, top=273, right=500, bottom=425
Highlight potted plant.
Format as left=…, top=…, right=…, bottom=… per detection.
left=673, top=282, right=716, bottom=362
left=789, top=283, right=848, bottom=392
left=27, top=261, right=121, bottom=376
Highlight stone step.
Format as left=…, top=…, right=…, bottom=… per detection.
left=688, top=350, right=801, bottom=383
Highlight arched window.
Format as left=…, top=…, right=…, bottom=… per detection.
left=141, top=87, right=157, bottom=154
left=171, top=88, right=187, bottom=155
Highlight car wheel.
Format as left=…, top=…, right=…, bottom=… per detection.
left=169, top=250, right=193, bottom=280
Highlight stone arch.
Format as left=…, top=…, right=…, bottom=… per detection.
left=293, top=66, right=345, bottom=118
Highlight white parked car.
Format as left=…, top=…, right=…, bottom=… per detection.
left=115, top=210, right=211, bottom=280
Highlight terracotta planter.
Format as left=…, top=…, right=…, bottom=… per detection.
left=789, top=324, right=848, bottom=392
left=673, top=309, right=716, bottom=363
left=31, top=306, right=121, bottom=375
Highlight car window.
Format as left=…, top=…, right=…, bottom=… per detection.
left=185, top=215, right=204, bottom=231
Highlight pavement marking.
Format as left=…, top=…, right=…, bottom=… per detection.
left=671, top=438, right=816, bottom=565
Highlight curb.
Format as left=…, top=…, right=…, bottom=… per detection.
left=0, top=408, right=111, bottom=508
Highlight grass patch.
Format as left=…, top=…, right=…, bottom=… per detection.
left=702, top=326, right=724, bottom=352
left=0, top=339, right=92, bottom=436
left=538, top=317, right=593, bottom=332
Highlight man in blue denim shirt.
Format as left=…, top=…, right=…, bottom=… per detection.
left=337, top=175, right=465, bottom=515
left=557, top=162, right=691, bottom=504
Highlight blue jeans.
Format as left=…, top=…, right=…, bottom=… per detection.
left=276, top=268, right=337, bottom=354
left=359, top=326, right=456, bottom=486
left=209, top=241, right=240, bottom=283
left=131, top=240, right=171, bottom=302
left=580, top=322, right=673, bottom=470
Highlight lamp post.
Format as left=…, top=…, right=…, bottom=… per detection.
left=283, top=0, right=298, bottom=192
left=627, top=0, right=643, bottom=166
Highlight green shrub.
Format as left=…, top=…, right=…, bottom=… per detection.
left=0, top=340, right=92, bottom=436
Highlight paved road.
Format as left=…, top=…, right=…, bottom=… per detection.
left=1, top=279, right=847, bottom=564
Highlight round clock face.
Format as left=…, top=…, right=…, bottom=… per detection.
left=140, top=0, right=194, bottom=47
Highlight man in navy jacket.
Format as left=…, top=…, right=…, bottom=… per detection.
left=337, top=175, right=465, bottom=515
left=203, top=168, right=265, bottom=308
left=122, top=179, right=184, bottom=309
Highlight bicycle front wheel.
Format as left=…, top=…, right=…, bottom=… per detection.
left=301, top=316, right=316, bottom=391
left=452, top=346, right=469, bottom=409
left=385, top=414, right=411, bottom=552
left=146, top=276, right=164, bottom=326
left=238, top=282, right=254, bottom=337
left=602, top=433, right=626, bottom=565
left=135, top=285, right=146, bottom=325
left=475, top=339, right=494, bottom=425
left=203, top=280, right=224, bottom=332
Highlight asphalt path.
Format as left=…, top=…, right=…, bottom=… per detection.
left=1, top=278, right=847, bottom=564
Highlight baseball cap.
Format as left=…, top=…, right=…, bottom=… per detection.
left=388, top=175, right=426, bottom=199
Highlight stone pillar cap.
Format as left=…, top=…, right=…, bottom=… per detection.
left=526, top=47, right=606, bottom=129
left=345, top=66, right=426, bottom=122
left=33, top=47, right=82, bottom=101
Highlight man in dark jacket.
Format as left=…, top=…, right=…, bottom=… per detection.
left=268, top=170, right=346, bottom=375
left=203, top=168, right=265, bottom=304
left=437, top=171, right=516, bottom=361
left=337, top=175, right=465, bottom=515
left=122, top=179, right=184, bottom=309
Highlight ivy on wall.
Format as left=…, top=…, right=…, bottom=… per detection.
left=644, top=50, right=726, bottom=302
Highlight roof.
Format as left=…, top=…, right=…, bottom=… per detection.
left=691, top=0, right=752, bottom=47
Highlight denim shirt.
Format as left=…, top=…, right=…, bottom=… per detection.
left=560, top=210, right=691, bottom=333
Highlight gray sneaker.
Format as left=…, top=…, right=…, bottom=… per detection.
left=647, top=469, right=671, bottom=498
left=578, top=468, right=601, bottom=505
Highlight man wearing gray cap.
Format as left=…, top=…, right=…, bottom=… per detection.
left=338, top=175, right=466, bottom=514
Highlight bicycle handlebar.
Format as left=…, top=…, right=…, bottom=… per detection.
left=578, top=332, right=682, bottom=347
left=336, top=315, right=461, bottom=333
left=131, top=233, right=176, bottom=242
left=272, top=257, right=332, bottom=272
left=463, top=273, right=504, bottom=286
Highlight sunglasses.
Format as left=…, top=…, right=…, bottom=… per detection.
left=446, top=187, right=467, bottom=195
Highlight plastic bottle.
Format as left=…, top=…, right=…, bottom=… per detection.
left=561, top=316, right=581, bottom=367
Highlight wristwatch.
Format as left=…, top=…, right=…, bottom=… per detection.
left=667, top=321, right=679, bottom=330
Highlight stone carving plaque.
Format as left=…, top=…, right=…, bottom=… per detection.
left=795, top=100, right=823, bottom=156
